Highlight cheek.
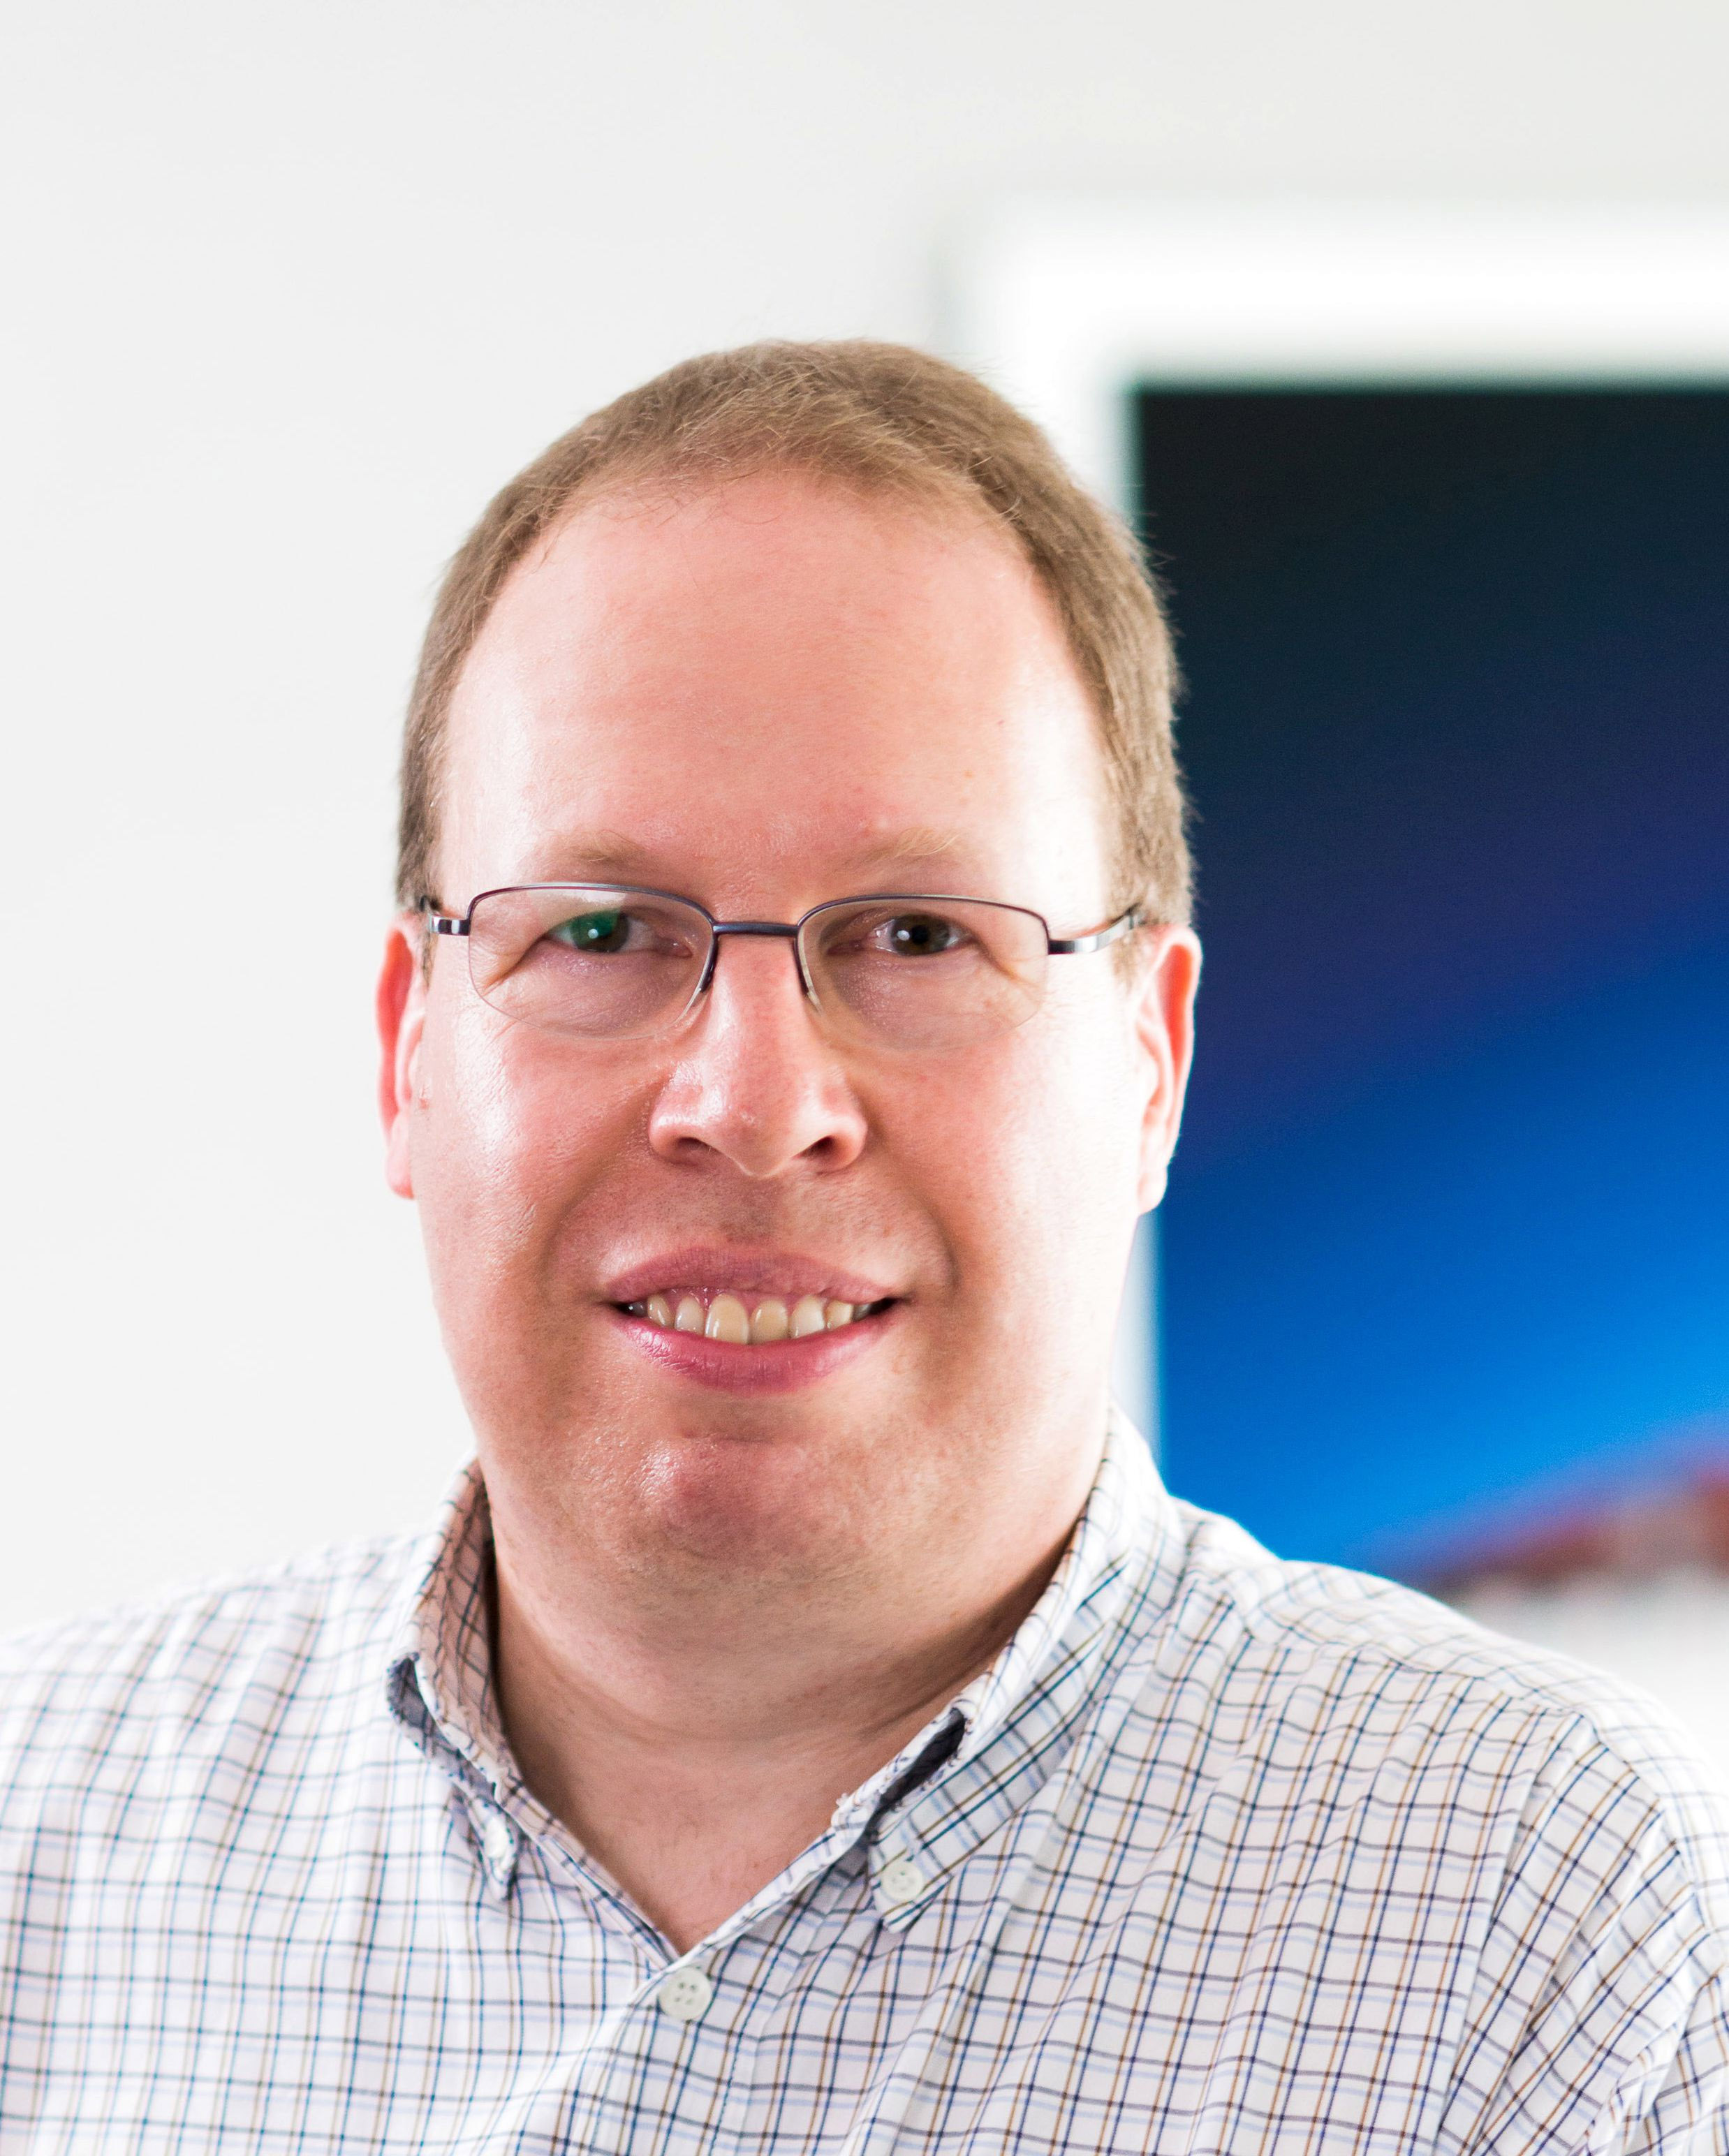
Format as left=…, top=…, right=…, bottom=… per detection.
left=411, top=1001, right=640, bottom=1277
left=1000, top=1002, right=1149, bottom=1336
left=872, top=999, right=1144, bottom=1280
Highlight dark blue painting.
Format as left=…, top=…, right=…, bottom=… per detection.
left=1137, top=387, right=1729, bottom=1575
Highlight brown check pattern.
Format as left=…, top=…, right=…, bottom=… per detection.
left=2, top=1413, right=1726, bottom=2151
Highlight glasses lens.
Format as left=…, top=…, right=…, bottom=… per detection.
left=804, top=898, right=1047, bottom=1048
left=465, top=886, right=709, bottom=1037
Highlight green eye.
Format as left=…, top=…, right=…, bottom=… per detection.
left=549, top=910, right=629, bottom=953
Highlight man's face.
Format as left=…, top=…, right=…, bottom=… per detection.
left=379, top=472, right=1197, bottom=1595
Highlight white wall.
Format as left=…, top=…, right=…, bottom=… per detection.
left=4, top=0, right=1729, bottom=1632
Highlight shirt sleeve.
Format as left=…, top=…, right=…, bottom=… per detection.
left=1435, top=1711, right=1729, bottom=2155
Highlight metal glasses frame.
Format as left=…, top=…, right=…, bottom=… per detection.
left=421, top=885, right=1147, bottom=1001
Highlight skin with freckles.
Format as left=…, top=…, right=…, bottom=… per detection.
left=376, top=471, right=1199, bottom=1949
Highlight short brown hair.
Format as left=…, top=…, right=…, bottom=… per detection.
left=397, top=340, right=1189, bottom=923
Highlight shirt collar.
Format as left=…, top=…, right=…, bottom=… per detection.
left=827, top=1404, right=1169, bottom=1836
left=385, top=1459, right=513, bottom=1804
left=955, top=1404, right=1163, bottom=1755
left=385, top=1406, right=1175, bottom=1893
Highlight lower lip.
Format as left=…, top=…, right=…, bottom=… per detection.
left=608, top=1304, right=897, bottom=1393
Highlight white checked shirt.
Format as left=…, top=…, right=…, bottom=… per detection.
left=2, top=1414, right=1726, bottom=2153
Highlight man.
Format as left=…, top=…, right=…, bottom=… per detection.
left=1, top=343, right=1724, bottom=2152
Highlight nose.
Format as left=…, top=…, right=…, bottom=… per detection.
left=646, top=929, right=869, bottom=1178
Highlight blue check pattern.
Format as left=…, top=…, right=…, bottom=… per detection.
left=3, top=1413, right=1727, bottom=2151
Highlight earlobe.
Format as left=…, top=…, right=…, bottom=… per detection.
left=376, top=918, right=427, bottom=1200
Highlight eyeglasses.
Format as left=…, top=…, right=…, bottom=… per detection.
left=421, top=885, right=1147, bottom=1051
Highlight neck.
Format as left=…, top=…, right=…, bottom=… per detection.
left=485, top=1444, right=1097, bottom=1953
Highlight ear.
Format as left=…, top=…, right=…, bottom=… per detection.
left=1131, top=926, right=1202, bottom=1214
left=376, top=915, right=429, bottom=1199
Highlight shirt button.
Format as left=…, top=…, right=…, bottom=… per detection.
left=655, top=1966, right=714, bottom=2023
left=480, top=1813, right=515, bottom=1870
left=878, top=1854, right=926, bottom=1907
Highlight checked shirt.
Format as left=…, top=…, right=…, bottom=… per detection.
left=2, top=1412, right=1727, bottom=2152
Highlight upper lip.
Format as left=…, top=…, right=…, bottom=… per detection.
left=602, top=1247, right=899, bottom=1306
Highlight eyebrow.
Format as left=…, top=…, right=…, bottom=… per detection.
left=525, top=831, right=663, bottom=881
left=521, top=824, right=974, bottom=889
left=848, top=825, right=969, bottom=878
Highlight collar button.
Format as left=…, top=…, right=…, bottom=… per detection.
left=655, top=1966, right=714, bottom=2022
left=878, top=1854, right=926, bottom=1907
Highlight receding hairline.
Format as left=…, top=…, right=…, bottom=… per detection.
left=480, top=457, right=1032, bottom=628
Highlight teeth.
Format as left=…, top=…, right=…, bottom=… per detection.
left=750, top=1299, right=789, bottom=1343
left=705, top=1294, right=751, bottom=1344
left=635, top=1290, right=877, bottom=1338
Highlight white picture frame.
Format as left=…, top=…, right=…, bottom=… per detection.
left=952, top=200, right=1729, bottom=515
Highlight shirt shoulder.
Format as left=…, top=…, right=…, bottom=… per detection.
left=1148, top=1498, right=1729, bottom=1838
left=1089, top=1501, right=1729, bottom=2144
left=1104, top=1498, right=1729, bottom=1945
left=0, top=1533, right=425, bottom=1823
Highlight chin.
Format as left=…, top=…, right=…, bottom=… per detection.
left=626, top=1422, right=894, bottom=1581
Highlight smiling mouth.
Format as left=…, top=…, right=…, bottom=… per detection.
left=618, top=1290, right=897, bottom=1344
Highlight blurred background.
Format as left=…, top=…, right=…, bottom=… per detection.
left=2, top=2, right=1725, bottom=1766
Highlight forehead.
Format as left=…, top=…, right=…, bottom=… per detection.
left=439, top=471, right=1112, bottom=912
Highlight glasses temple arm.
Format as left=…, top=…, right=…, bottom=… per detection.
left=1046, top=903, right=1147, bottom=957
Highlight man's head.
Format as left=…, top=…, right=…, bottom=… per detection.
left=378, top=341, right=1199, bottom=1617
